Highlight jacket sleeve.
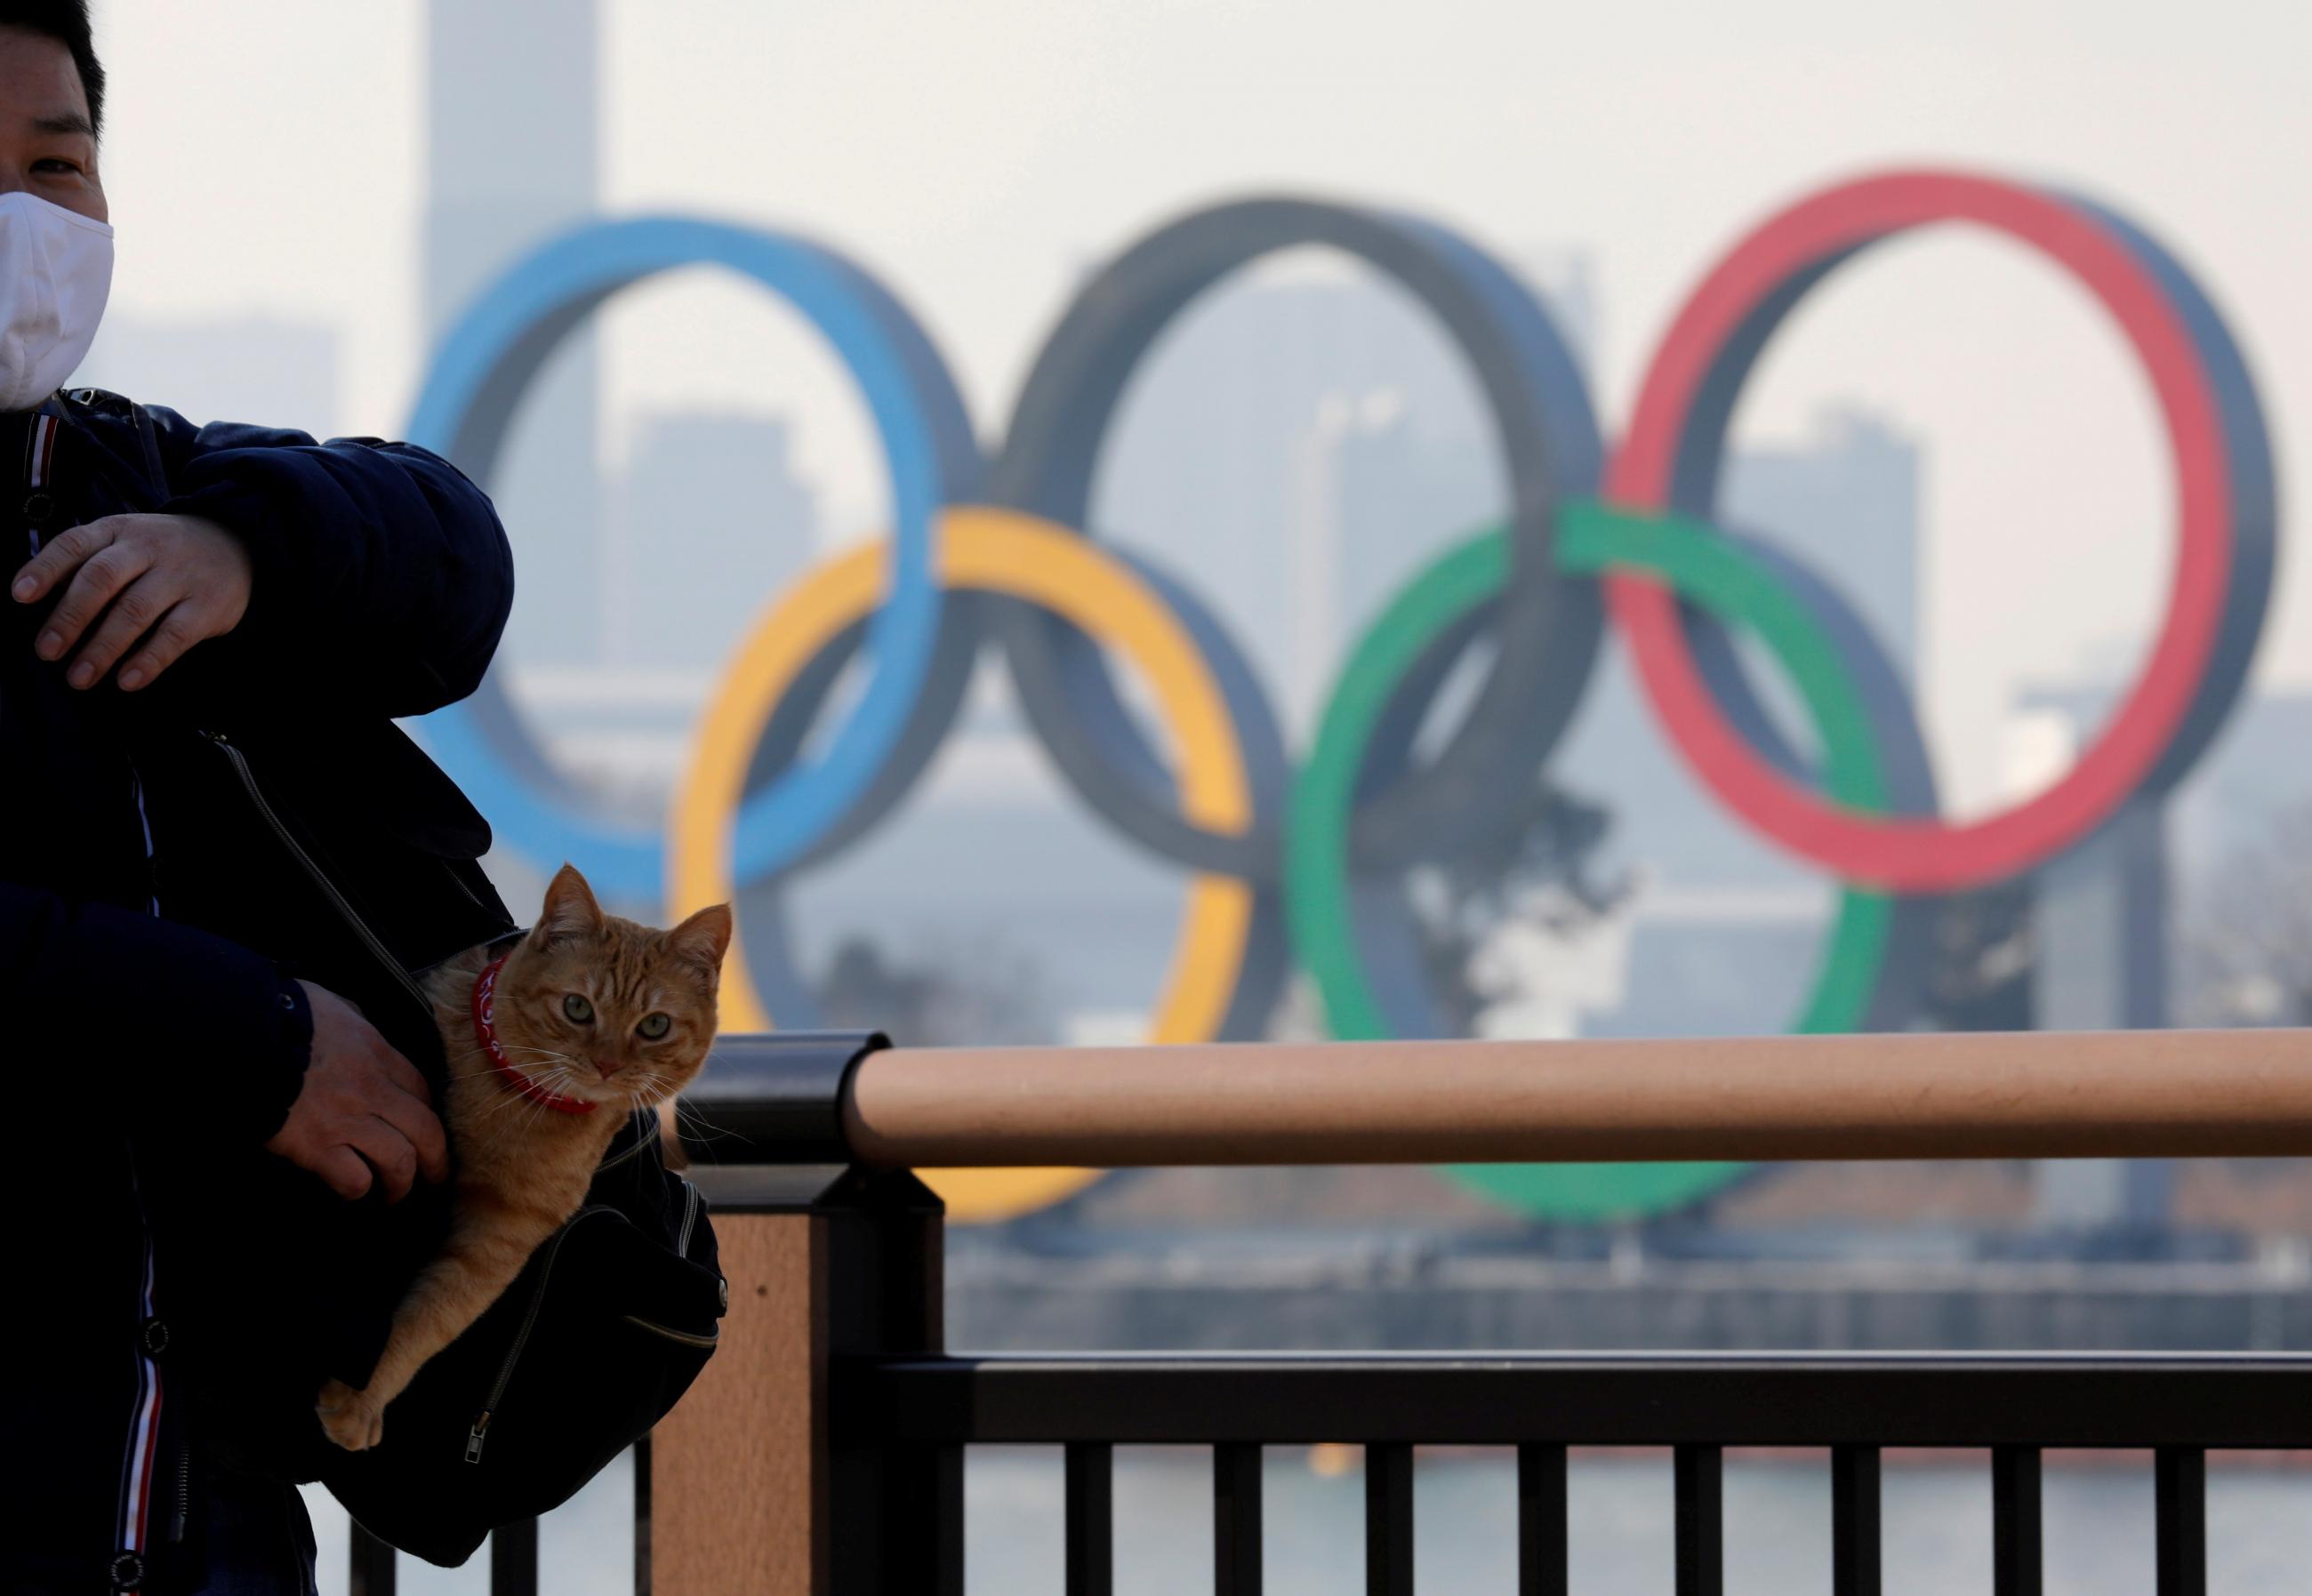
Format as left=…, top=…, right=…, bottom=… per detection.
left=3, top=878, right=313, bottom=1146
left=145, top=407, right=515, bottom=720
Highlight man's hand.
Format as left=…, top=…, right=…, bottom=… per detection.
left=11, top=512, right=253, bottom=692
left=264, top=982, right=448, bottom=1203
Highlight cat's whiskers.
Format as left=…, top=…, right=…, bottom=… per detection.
left=672, top=1099, right=743, bottom=1158
left=478, top=1087, right=565, bottom=1150
left=446, top=1064, right=535, bottom=1085
left=468, top=1075, right=558, bottom=1127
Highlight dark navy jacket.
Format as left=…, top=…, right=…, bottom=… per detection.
left=1, top=390, right=518, bottom=1594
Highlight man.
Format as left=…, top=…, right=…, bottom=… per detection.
left=0, top=6, right=518, bottom=1592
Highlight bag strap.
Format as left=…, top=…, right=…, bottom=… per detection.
left=46, top=389, right=170, bottom=514
left=129, top=398, right=166, bottom=496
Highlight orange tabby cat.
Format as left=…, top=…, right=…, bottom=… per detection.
left=317, top=863, right=731, bottom=1452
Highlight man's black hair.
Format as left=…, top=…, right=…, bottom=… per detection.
left=1, top=1, right=105, bottom=135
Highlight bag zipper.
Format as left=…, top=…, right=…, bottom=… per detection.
left=203, top=731, right=429, bottom=1013
left=444, top=861, right=490, bottom=912
left=619, top=1315, right=718, bottom=1350
left=465, top=1205, right=616, bottom=1464
left=676, top=1179, right=702, bottom=1255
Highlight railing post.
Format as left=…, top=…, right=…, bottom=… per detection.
left=1991, top=1446, right=2043, bottom=1596
left=824, top=1167, right=957, bottom=1593
left=648, top=1032, right=954, bottom=1596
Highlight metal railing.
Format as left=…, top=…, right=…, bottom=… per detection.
left=846, top=1351, right=2290, bottom=1596
left=340, top=1026, right=2312, bottom=1595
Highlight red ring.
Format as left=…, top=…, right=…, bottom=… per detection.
left=1605, top=171, right=2233, bottom=893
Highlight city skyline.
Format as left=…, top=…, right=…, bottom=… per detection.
left=72, top=133, right=2312, bottom=1054
left=84, top=0, right=2312, bottom=820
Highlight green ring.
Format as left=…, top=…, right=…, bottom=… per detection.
left=1284, top=501, right=1896, bottom=1223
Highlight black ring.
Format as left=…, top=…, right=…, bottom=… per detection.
left=985, top=197, right=1605, bottom=877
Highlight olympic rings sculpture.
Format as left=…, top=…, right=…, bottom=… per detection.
left=410, top=170, right=2276, bottom=1224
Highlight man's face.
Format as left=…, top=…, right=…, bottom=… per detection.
left=0, top=27, right=102, bottom=224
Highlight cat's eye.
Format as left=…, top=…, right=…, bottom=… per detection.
left=563, top=994, right=594, bottom=1024
left=637, top=1013, right=671, bottom=1040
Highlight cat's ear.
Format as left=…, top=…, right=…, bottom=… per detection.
left=665, top=902, right=733, bottom=979
left=531, top=863, right=606, bottom=949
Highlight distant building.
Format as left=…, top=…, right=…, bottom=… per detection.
left=2174, top=690, right=2312, bottom=875
left=1553, top=405, right=1923, bottom=893
left=1304, top=398, right=1925, bottom=902
left=1095, top=251, right=1587, bottom=722
left=1722, top=409, right=1922, bottom=680
left=2016, top=680, right=2312, bottom=886
left=504, top=409, right=823, bottom=850
left=426, top=0, right=600, bottom=665
left=77, top=316, right=341, bottom=437
left=1280, top=393, right=1927, bottom=1037
left=1329, top=395, right=1494, bottom=671
left=604, top=411, right=820, bottom=667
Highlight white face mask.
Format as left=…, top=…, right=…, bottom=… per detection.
left=0, top=190, right=113, bottom=413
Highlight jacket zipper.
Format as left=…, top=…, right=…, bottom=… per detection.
left=204, top=731, right=429, bottom=1013
left=465, top=1206, right=616, bottom=1464
left=167, top=1429, right=189, bottom=1544
left=676, top=1178, right=702, bottom=1255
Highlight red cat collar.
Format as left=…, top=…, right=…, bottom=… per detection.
left=472, top=955, right=597, bottom=1116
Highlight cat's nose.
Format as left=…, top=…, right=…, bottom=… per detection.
left=595, top=1057, right=629, bottom=1080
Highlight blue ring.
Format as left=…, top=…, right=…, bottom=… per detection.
left=405, top=216, right=978, bottom=899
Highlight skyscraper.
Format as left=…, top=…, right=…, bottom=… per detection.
left=606, top=411, right=820, bottom=668
left=425, top=0, right=601, bottom=666
left=1722, top=409, right=1922, bottom=681
left=1094, top=253, right=1577, bottom=717
left=1551, top=406, right=1924, bottom=898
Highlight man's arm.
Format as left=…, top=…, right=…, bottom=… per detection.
left=3, top=880, right=447, bottom=1198
left=148, top=410, right=515, bottom=718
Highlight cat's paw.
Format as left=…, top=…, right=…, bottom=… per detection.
left=317, top=1378, right=386, bottom=1452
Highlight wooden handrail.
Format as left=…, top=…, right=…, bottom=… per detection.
left=837, top=1028, right=2312, bottom=1167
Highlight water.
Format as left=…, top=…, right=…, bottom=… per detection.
left=967, top=1449, right=2312, bottom=1594
left=307, top=1447, right=2312, bottom=1593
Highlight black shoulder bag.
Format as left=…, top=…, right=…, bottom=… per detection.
left=318, top=1103, right=727, bottom=1567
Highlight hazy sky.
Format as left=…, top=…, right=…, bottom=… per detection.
left=86, top=0, right=2309, bottom=810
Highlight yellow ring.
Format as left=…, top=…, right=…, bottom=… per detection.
left=668, top=505, right=1257, bottom=1223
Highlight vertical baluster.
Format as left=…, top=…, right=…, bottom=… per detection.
left=1992, top=1447, right=2043, bottom=1596
left=932, top=1444, right=967, bottom=1596
left=1674, top=1445, right=1723, bottom=1596
left=1065, top=1442, right=1113, bottom=1596
left=1215, top=1443, right=1264, bottom=1596
left=1517, top=1444, right=1569, bottom=1596
left=1366, top=1443, right=1415, bottom=1596
left=489, top=1518, right=538, bottom=1596
left=348, top=1523, right=397, bottom=1596
left=847, top=1434, right=961, bottom=1596
left=2155, top=1448, right=2206, bottom=1596
left=632, top=1436, right=653, bottom=1596
left=1831, top=1446, right=1882, bottom=1596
